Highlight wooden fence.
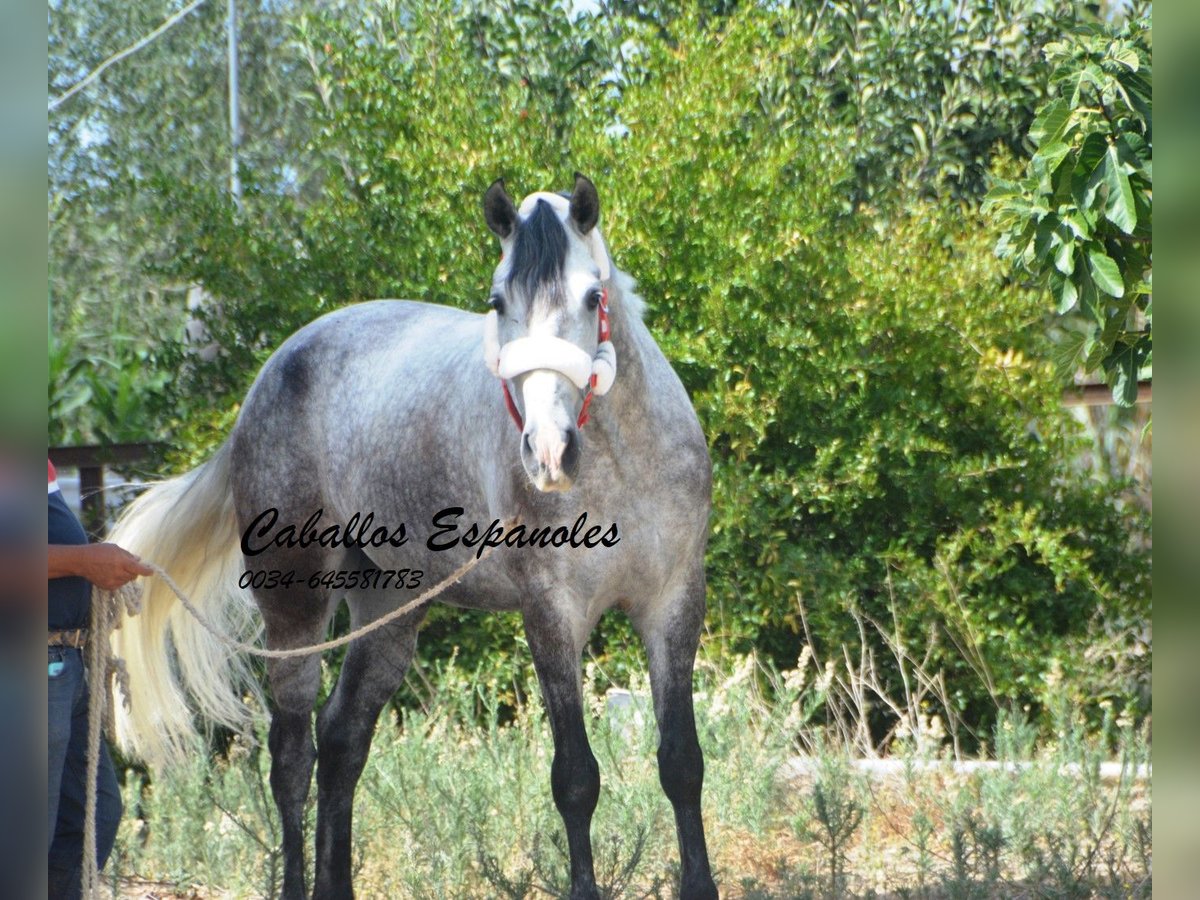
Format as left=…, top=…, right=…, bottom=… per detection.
left=48, top=442, right=159, bottom=538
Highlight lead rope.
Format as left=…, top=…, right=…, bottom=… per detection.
left=79, top=517, right=516, bottom=897
left=82, top=577, right=140, bottom=900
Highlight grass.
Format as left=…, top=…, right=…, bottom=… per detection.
left=104, top=650, right=1151, bottom=899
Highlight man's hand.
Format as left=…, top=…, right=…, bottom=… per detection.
left=48, top=543, right=154, bottom=591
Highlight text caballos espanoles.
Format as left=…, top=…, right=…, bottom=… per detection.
left=241, top=506, right=619, bottom=561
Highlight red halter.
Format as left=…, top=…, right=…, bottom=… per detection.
left=501, top=288, right=609, bottom=432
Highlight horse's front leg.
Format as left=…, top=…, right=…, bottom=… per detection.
left=633, top=570, right=718, bottom=900
left=524, top=601, right=601, bottom=900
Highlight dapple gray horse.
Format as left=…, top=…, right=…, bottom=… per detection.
left=111, top=175, right=718, bottom=899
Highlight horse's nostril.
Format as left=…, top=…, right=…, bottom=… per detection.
left=562, top=428, right=580, bottom=472
left=522, top=432, right=534, bottom=456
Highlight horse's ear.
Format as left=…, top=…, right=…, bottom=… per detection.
left=569, top=172, right=600, bottom=235
left=483, top=179, right=517, bottom=240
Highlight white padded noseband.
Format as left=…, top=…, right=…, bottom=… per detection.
left=483, top=311, right=616, bottom=396
left=482, top=191, right=618, bottom=400
left=498, top=335, right=592, bottom=390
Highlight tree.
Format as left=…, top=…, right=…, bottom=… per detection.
left=985, top=4, right=1152, bottom=406
left=784, top=0, right=1085, bottom=207
left=48, top=0, right=323, bottom=444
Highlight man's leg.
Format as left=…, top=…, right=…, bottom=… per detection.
left=48, top=650, right=123, bottom=898
left=47, top=647, right=81, bottom=892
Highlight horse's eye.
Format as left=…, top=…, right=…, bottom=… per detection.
left=586, top=289, right=602, bottom=312
left=489, top=295, right=506, bottom=315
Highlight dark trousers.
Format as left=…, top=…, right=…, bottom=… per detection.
left=48, top=646, right=123, bottom=899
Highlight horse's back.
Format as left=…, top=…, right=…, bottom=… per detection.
left=229, top=300, right=489, bottom=510
left=239, top=298, right=483, bottom=416
left=266, top=299, right=477, bottom=375
left=227, top=294, right=709, bottom=613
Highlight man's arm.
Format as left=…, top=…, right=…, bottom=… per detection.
left=48, top=543, right=153, bottom=591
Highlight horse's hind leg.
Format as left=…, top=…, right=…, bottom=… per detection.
left=258, top=590, right=337, bottom=900
left=267, top=655, right=322, bottom=900
left=256, top=580, right=339, bottom=900
left=312, top=587, right=427, bottom=900
left=632, top=571, right=718, bottom=900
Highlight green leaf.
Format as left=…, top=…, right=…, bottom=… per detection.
left=1064, top=62, right=1106, bottom=107
left=912, top=122, right=928, bottom=156
left=1118, top=131, right=1150, bottom=165
left=1050, top=328, right=1089, bottom=381
left=1033, top=141, right=1071, bottom=179
left=1078, top=270, right=1104, bottom=326
left=1072, top=133, right=1108, bottom=208
left=1121, top=69, right=1153, bottom=124
left=1090, top=308, right=1131, bottom=373
left=1053, top=271, right=1078, bottom=313
left=1116, top=134, right=1152, bottom=190
left=1085, top=329, right=1111, bottom=373
left=1053, top=236, right=1075, bottom=276
left=1087, top=247, right=1124, bottom=297
left=1028, top=99, right=1070, bottom=148
left=1112, top=46, right=1140, bottom=72
left=1060, top=211, right=1091, bottom=241
left=1111, top=346, right=1140, bottom=407
left=1078, top=132, right=1109, bottom=172
left=1034, top=214, right=1059, bottom=262
left=982, top=180, right=1023, bottom=214
left=1102, top=144, right=1137, bottom=233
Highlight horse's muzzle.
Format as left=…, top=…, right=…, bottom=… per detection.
left=522, top=424, right=581, bottom=492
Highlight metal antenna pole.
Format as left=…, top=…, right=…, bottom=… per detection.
left=227, top=0, right=242, bottom=209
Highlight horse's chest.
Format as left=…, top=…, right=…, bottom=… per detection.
left=572, top=493, right=682, bottom=598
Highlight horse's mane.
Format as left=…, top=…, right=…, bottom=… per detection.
left=610, top=267, right=646, bottom=321
left=508, top=199, right=568, bottom=303
left=509, top=193, right=646, bottom=321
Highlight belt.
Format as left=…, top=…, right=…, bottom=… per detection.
left=48, top=629, right=89, bottom=648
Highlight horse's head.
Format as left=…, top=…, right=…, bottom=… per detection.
left=482, top=174, right=616, bottom=493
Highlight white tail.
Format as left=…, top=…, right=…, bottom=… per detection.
left=109, top=443, right=265, bottom=770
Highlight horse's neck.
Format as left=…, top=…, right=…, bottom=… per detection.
left=600, top=274, right=656, bottom=423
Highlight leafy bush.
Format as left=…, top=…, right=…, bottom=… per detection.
left=786, top=0, right=1084, bottom=206
left=49, top=331, right=174, bottom=447
left=576, top=8, right=1150, bottom=739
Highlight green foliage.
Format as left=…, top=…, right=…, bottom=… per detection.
left=787, top=0, right=1084, bottom=207
left=799, top=743, right=865, bottom=897
left=570, top=9, right=1147, bottom=738
left=985, top=4, right=1152, bottom=406
left=49, top=0, right=324, bottom=443
left=49, top=332, right=173, bottom=446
